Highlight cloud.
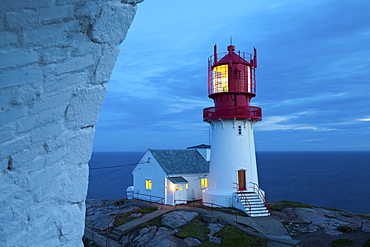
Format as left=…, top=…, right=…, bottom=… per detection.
left=303, top=139, right=323, bottom=142
left=358, top=117, right=370, bottom=122
left=256, top=114, right=336, bottom=132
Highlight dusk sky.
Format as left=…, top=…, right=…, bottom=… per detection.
left=92, top=0, right=370, bottom=152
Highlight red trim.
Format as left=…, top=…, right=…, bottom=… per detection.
left=203, top=106, right=262, bottom=120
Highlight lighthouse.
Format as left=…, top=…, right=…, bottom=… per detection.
left=203, top=44, right=269, bottom=217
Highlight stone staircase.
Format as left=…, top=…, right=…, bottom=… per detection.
left=108, top=228, right=124, bottom=242
left=237, top=191, right=269, bottom=217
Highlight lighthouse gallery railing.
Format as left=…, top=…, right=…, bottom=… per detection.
left=203, top=106, right=262, bottom=120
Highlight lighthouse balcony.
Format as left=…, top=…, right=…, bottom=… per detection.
left=203, top=106, right=262, bottom=120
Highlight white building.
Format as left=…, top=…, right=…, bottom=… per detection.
left=128, top=145, right=210, bottom=205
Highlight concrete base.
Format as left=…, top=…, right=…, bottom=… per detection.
left=202, top=189, right=233, bottom=208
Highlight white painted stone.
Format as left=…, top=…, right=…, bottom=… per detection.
left=0, top=0, right=140, bottom=246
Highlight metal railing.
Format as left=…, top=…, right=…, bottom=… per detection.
left=236, top=191, right=252, bottom=214
left=249, top=182, right=270, bottom=213
left=174, top=199, right=242, bottom=223
left=130, top=191, right=165, bottom=206
left=85, top=226, right=110, bottom=247
left=203, top=105, right=262, bottom=120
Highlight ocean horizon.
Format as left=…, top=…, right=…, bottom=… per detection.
left=87, top=151, right=370, bottom=214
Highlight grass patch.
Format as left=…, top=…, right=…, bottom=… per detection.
left=215, top=225, right=269, bottom=247
left=137, top=215, right=163, bottom=229
left=279, top=200, right=315, bottom=208
left=337, top=225, right=355, bottom=233
left=175, top=217, right=210, bottom=242
left=357, top=214, right=370, bottom=221
left=270, top=201, right=346, bottom=212
left=363, top=239, right=370, bottom=247
left=198, top=241, right=220, bottom=246
left=111, top=206, right=158, bottom=228
left=331, top=238, right=354, bottom=246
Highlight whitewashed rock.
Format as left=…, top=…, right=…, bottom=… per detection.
left=0, top=1, right=140, bottom=246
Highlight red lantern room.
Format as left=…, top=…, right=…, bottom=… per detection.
left=203, top=45, right=262, bottom=120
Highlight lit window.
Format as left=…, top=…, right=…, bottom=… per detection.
left=186, top=183, right=188, bottom=190
left=201, top=178, right=208, bottom=188
left=145, top=179, right=152, bottom=190
left=213, top=64, right=228, bottom=93
left=180, top=186, right=183, bottom=190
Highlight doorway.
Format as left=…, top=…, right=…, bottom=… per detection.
left=238, top=169, right=246, bottom=191
left=174, top=184, right=187, bottom=204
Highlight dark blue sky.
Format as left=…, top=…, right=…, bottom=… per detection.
left=93, top=0, right=370, bottom=152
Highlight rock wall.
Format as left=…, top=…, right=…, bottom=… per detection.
left=0, top=0, right=141, bottom=246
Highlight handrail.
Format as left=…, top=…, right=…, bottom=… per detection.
left=131, top=191, right=165, bottom=205
left=249, top=182, right=270, bottom=213
left=249, top=182, right=265, bottom=203
left=237, top=191, right=252, bottom=213
left=174, top=200, right=241, bottom=222
left=173, top=199, right=229, bottom=210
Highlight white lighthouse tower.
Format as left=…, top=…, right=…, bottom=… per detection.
left=203, top=44, right=269, bottom=217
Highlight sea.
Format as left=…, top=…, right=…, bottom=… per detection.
left=87, top=151, right=370, bottom=214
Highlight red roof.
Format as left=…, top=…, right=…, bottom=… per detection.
left=216, top=45, right=250, bottom=65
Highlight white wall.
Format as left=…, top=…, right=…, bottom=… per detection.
left=203, top=119, right=259, bottom=207
left=182, top=174, right=207, bottom=201
left=132, top=150, right=167, bottom=203
left=0, top=1, right=140, bottom=246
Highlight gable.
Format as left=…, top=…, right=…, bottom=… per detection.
left=149, top=149, right=209, bottom=175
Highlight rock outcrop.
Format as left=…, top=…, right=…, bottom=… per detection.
left=272, top=207, right=370, bottom=236
left=0, top=1, right=142, bottom=246
left=119, top=211, right=213, bottom=247
left=161, top=211, right=199, bottom=229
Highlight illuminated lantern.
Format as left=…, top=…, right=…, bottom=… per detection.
left=203, top=44, right=268, bottom=217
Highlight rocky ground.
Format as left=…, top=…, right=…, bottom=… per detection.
left=84, top=199, right=370, bottom=247
left=270, top=202, right=370, bottom=247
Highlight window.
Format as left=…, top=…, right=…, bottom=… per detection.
left=237, top=125, right=242, bottom=135
left=213, top=64, right=228, bottom=93
left=201, top=178, right=208, bottom=188
left=186, top=183, right=188, bottom=190
left=145, top=179, right=152, bottom=190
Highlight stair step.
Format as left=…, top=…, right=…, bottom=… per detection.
left=109, top=229, right=124, bottom=241
left=242, top=203, right=264, bottom=207
left=241, top=198, right=260, bottom=202
left=250, top=213, right=270, bottom=217
left=250, top=208, right=268, bottom=212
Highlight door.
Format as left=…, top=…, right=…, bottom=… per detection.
left=174, top=184, right=186, bottom=204
left=238, top=170, right=246, bottom=191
